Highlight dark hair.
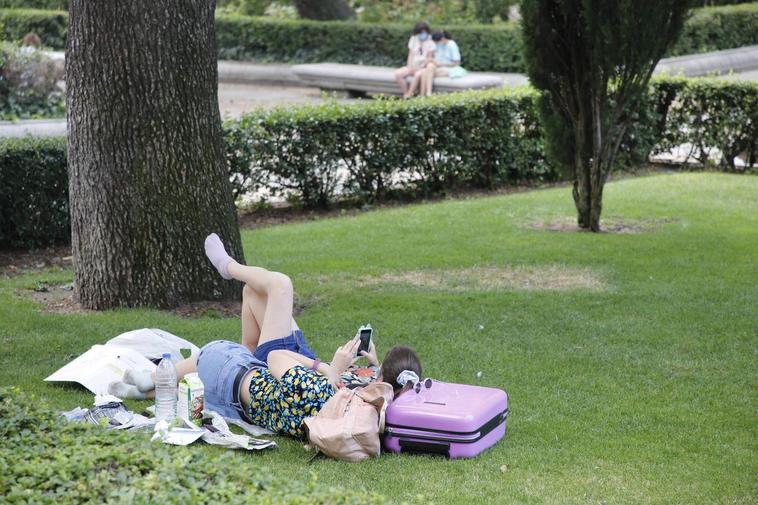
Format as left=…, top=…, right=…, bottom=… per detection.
left=380, top=345, right=422, bottom=395
left=432, top=31, right=444, bottom=42
left=412, top=21, right=431, bottom=35
left=443, top=30, right=453, bottom=40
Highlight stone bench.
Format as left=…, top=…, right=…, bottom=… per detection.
left=291, top=63, right=509, bottom=96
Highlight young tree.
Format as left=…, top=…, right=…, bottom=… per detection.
left=66, top=0, right=244, bottom=309
left=521, top=0, right=690, bottom=231
left=292, top=0, right=355, bottom=20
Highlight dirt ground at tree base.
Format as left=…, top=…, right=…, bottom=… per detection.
left=16, top=280, right=313, bottom=319
left=530, top=216, right=678, bottom=234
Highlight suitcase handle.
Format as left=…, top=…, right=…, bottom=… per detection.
left=399, top=439, right=450, bottom=457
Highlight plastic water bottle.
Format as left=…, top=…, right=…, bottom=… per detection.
left=154, top=353, right=177, bottom=422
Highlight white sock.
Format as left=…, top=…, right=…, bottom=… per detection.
left=108, top=381, right=146, bottom=400
left=204, top=233, right=234, bottom=280
left=123, top=369, right=155, bottom=393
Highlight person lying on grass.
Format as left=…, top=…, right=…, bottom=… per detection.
left=108, top=233, right=423, bottom=438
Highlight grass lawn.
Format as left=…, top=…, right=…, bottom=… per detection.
left=1, top=172, right=756, bottom=504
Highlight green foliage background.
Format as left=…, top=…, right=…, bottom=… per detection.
left=1, top=3, right=757, bottom=71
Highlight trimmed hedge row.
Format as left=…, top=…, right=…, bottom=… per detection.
left=2, top=3, right=758, bottom=71
left=0, top=387, right=386, bottom=504
left=669, top=3, right=758, bottom=57
left=0, top=136, right=69, bottom=248
left=215, top=15, right=525, bottom=71
left=2, top=78, right=756, bottom=249
left=649, top=78, right=758, bottom=169
left=224, top=88, right=550, bottom=207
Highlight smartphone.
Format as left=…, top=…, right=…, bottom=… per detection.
left=357, top=325, right=372, bottom=357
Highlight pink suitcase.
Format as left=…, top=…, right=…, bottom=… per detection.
left=383, top=380, right=508, bottom=459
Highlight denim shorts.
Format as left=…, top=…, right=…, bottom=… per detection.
left=197, top=331, right=318, bottom=421
left=197, top=340, right=266, bottom=421
left=253, top=329, right=317, bottom=363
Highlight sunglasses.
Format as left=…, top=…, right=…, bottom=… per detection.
left=413, top=377, right=433, bottom=394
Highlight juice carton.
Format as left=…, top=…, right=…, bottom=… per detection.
left=177, top=372, right=204, bottom=426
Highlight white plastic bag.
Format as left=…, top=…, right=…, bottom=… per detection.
left=106, top=328, right=200, bottom=363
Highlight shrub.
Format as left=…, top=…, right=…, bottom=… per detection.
left=650, top=78, right=758, bottom=170
left=0, top=41, right=64, bottom=120
left=0, top=387, right=386, bottom=504
left=0, top=136, right=69, bottom=249
left=224, top=88, right=553, bottom=207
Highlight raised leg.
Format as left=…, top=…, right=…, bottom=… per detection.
left=205, top=233, right=296, bottom=348
left=241, top=284, right=263, bottom=351
left=227, top=261, right=294, bottom=348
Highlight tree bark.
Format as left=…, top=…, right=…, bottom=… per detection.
left=66, top=0, right=244, bottom=310
left=292, top=0, right=355, bottom=20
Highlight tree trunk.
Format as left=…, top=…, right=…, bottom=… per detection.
left=66, top=0, right=244, bottom=310
left=292, top=0, right=355, bottom=20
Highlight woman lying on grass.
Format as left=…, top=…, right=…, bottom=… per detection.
left=108, top=234, right=422, bottom=438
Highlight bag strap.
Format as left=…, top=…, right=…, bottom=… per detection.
left=354, top=382, right=393, bottom=433
left=377, top=396, right=389, bottom=433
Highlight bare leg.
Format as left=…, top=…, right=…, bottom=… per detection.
left=395, top=66, right=413, bottom=95
left=241, top=284, right=264, bottom=351
left=148, top=355, right=198, bottom=384
left=424, top=64, right=437, bottom=96
left=227, top=261, right=294, bottom=348
left=110, top=355, right=198, bottom=399
left=406, top=69, right=423, bottom=98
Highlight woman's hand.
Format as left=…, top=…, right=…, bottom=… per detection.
left=329, top=337, right=360, bottom=381
left=356, top=340, right=379, bottom=367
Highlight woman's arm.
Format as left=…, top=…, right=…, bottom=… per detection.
left=406, top=49, right=414, bottom=67
left=268, top=338, right=360, bottom=386
left=268, top=350, right=331, bottom=379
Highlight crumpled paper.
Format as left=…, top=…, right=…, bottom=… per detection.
left=151, top=410, right=276, bottom=451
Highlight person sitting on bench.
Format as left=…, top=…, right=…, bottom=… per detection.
left=418, top=30, right=465, bottom=97
left=394, top=20, right=436, bottom=98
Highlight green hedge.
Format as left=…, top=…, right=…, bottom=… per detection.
left=0, top=387, right=385, bottom=504
left=2, top=3, right=758, bottom=71
left=670, top=3, right=758, bottom=56
left=649, top=78, right=758, bottom=169
left=2, top=78, right=756, bottom=249
left=224, top=88, right=550, bottom=207
left=215, top=16, right=526, bottom=71
left=0, top=136, right=69, bottom=249
left=216, top=15, right=405, bottom=67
